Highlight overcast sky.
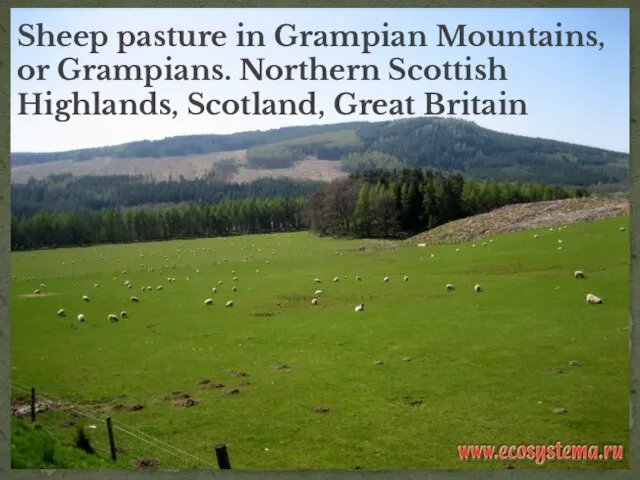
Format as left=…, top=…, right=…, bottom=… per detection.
left=11, top=7, right=629, bottom=153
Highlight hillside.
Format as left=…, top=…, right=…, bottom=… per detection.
left=408, top=196, right=629, bottom=245
left=11, top=118, right=628, bottom=189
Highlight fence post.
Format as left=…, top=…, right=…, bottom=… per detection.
left=106, top=417, right=117, bottom=461
left=30, top=387, right=36, bottom=422
left=215, top=443, right=231, bottom=469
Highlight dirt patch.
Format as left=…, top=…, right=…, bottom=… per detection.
left=222, top=388, right=240, bottom=396
left=229, top=370, right=250, bottom=377
left=408, top=197, right=629, bottom=245
left=250, top=312, right=276, bottom=317
left=400, top=397, right=423, bottom=407
left=18, top=292, right=56, bottom=298
left=164, top=391, right=190, bottom=401
left=58, top=420, right=76, bottom=428
left=199, top=380, right=225, bottom=389
left=129, top=404, right=144, bottom=411
left=546, top=369, right=563, bottom=375
left=312, top=406, right=331, bottom=413
left=237, top=381, right=251, bottom=387
left=111, top=404, right=128, bottom=412
left=12, top=399, right=76, bottom=417
left=274, top=364, right=292, bottom=372
left=133, top=458, right=160, bottom=470
left=173, top=398, right=199, bottom=408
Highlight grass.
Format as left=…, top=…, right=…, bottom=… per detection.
left=10, top=217, right=630, bottom=470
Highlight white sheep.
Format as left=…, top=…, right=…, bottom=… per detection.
left=212, top=287, right=217, bottom=293
left=77, top=314, right=85, bottom=322
left=34, top=289, right=41, bottom=294
left=356, top=276, right=362, bottom=281
left=558, top=240, right=563, bottom=244
left=355, top=303, right=364, bottom=312
left=124, top=280, right=131, bottom=287
left=233, top=277, right=238, bottom=281
left=311, top=298, right=318, bottom=305
left=127, top=284, right=132, bottom=289
left=456, top=248, right=460, bottom=252
left=226, top=300, right=234, bottom=308
left=218, top=280, right=223, bottom=285
left=314, top=278, right=321, bottom=283
left=472, top=244, right=477, bottom=248
left=93, top=283, right=99, bottom=288
left=108, top=313, right=119, bottom=322
left=82, top=295, right=90, bottom=302
left=315, top=289, right=323, bottom=295
left=147, top=286, right=152, bottom=290
left=232, top=286, right=237, bottom=292
left=620, top=226, right=626, bottom=231
left=156, top=285, right=163, bottom=290
left=383, top=276, right=390, bottom=283
left=130, top=296, right=139, bottom=303
left=333, top=277, right=340, bottom=282
left=204, top=298, right=213, bottom=305
left=40, top=283, right=47, bottom=288
left=574, top=271, right=585, bottom=279
left=120, top=311, right=128, bottom=319
left=586, top=293, right=602, bottom=304
left=446, top=284, right=455, bottom=291
left=56, top=308, right=66, bottom=317
left=474, top=284, right=483, bottom=293
left=142, top=287, right=147, bottom=291
left=404, top=275, right=409, bottom=282
left=534, top=234, right=539, bottom=239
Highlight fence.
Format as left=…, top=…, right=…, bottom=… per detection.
left=11, top=382, right=231, bottom=470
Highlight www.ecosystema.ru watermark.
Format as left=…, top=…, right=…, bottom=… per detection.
left=458, top=443, right=624, bottom=465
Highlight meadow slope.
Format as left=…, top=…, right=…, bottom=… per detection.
left=11, top=216, right=630, bottom=470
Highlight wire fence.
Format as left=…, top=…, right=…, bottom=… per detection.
left=11, top=381, right=223, bottom=470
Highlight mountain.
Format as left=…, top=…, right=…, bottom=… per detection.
left=11, top=118, right=628, bottom=190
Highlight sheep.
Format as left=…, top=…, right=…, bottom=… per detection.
left=130, top=296, right=139, bottom=303
left=474, top=284, right=483, bottom=293
left=383, top=276, right=390, bottom=283
left=156, top=285, right=163, bottom=291
left=417, top=243, right=426, bottom=247
left=534, top=234, right=539, bottom=239
left=574, top=271, right=585, bottom=279
left=108, top=313, right=119, bottom=322
left=124, top=280, right=131, bottom=287
left=77, top=314, right=85, bottom=322
left=56, top=308, right=66, bottom=317
left=82, top=295, right=90, bottom=302
left=212, top=287, right=218, bottom=293
left=314, top=278, right=322, bottom=283
left=586, top=293, right=602, bottom=304
left=40, top=283, right=47, bottom=288
left=232, top=286, right=237, bottom=292
left=558, top=239, right=563, bottom=244
left=558, top=247, right=563, bottom=251
left=120, top=311, right=128, bottom=319
left=356, top=276, right=362, bottom=281
left=446, top=284, right=455, bottom=291
left=472, top=244, right=477, bottom=248
left=333, top=277, right=340, bottom=283
left=311, top=298, right=318, bottom=305
left=404, top=276, right=409, bottom=282
left=482, top=242, right=487, bottom=247
left=226, top=300, right=234, bottom=308
left=93, top=283, right=99, bottom=288
left=127, top=284, right=132, bottom=289
left=218, top=280, right=223, bottom=285
left=204, top=298, right=213, bottom=305
left=34, top=289, right=41, bottom=294
left=620, top=226, right=626, bottom=231
left=355, top=303, right=364, bottom=312
left=142, top=287, right=147, bottom=292
left=456, top=248, right=460, bottom=252
left=315, top=289, right=323, bottom=295
left=233, top=277, right=238, bottom=281
left=147, top=286, right=152, bottom=290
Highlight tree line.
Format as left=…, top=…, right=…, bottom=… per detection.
left=11, top=168, right=588, bottom=251
left=304, top=168, right=589, bottom=238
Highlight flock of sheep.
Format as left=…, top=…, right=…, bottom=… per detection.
left=38, top=223, right=613, bottom=324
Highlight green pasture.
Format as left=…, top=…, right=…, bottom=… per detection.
left=10, top=217, right=630, bottom=469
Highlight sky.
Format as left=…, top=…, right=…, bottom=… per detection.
left=10, top=8, right=629, bottom=153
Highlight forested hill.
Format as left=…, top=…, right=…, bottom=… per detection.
left=11, top=118, right=628, bottom=189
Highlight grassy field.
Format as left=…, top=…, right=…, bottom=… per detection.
left=10, top=217, right=630, bottom=470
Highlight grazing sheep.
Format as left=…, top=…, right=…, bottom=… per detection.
left=212, top=288, right=217, bottom=293
left=474, top=284, right=483, bottom=293
left=56, top=308, right=66, bottom=317
left=482, top=242, right=487, bottom=246
left=127, top=285, right=132, bottom=289
left=40, top=283, right=47, bottom=288
left=82, top=295, right=90, bottom=302
left=156, top=285, right=163, bottom=291
left=446, top=284, right=455, bottom=292
left=574, top=271, right=585, bottom=279
left=404, top=276, right=409, bottom=282
left=314, top=290, right=324, bottom=296
left=456, top=248, right=460, bottom=252
left=558, top=247, right=563, bottom=251
left=142, top=287, right=147, bottom=291
left=333, top=277, right=340, bottom=283
left=534, top=234, right=539, bottom=239
left=226, top=300, right=234, bottom=308
left=472, top=244, right=477, bottom=248
left=34, top=289, right=41, bottom=294
left=124, top=281, right=131, bottom=287
left=383, top=276, right=390, bottom=283
left=218, top=280, right=223, bottom=285
left=311, top=298, right=318, bottom=305
left=314, top=278, right=321, bottom=283
left=232, top=286, right=237, bottom=292
left=120, top=311, right=128, bottom=319
left=108, top=313, right=119, bottom=322
left=147, top=286, right=152, bottom=290
left=233, top=277, right=238, bottom=281
left=93, top=283, right=99, bottom=288
left=417, top=243, right=426, bottom=247
left=204, top=298, right=213, bottom=305
left=130, top=296, right=139, bottom=303
left=620, top=226, right=626, bottom=231
left=356, top=276, right=362, bottom=281
left=77, top=314, right=85, bottom=322
left=355, top=303, right=364, bottom=312
left=558, top=240, right=563, bottom=244
left=586, top=293, right=602, bottom=304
